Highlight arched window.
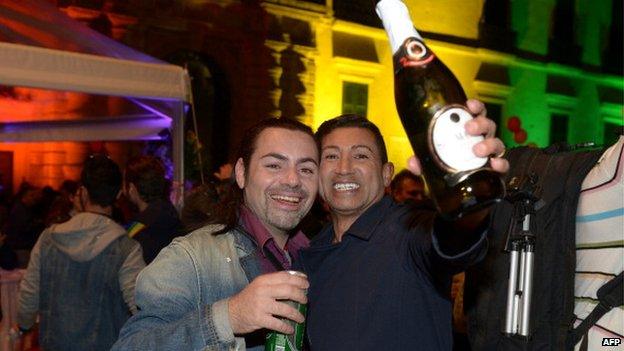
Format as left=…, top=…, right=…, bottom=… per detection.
left=167, top=51, right=231, bottom=186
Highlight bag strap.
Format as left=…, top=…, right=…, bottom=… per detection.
left=570, top=272, right=624, bottom=350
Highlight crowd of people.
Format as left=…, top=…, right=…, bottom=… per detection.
left=0, top=97, right=620, bottom=351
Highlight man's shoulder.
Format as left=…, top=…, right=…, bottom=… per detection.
left=378, top=201, right=436, bottom=238
left=170, top=224, right=234, bottom=249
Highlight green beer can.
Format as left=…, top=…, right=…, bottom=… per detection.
left=265, top=270, right=307, bottom=351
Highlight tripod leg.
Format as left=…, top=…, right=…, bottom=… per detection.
left=519, top=243, right=535, bottom=337
left=504, top=241, right=521, bottom=335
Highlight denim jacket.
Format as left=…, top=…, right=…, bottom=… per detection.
left=112, top=225, right=264, bottom=351
left=17, top=212, right=145, bottom=351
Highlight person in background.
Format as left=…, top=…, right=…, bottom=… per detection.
left=389, top=169, right=428, bottom=205
left=180, top=182, right=221, bottom=234
left=0, top=232, right=17, bottom=271
left=463, top=137, right=612, bottom=350
left=572, top=134, right=623, bottom=350
left=180, top=163, right=235, bottom=234
left=124, top=155, right=182, bottom=264
left=3, top=183, right=43, bottom=251
left=299, top=99, right=508, bottom=350
left=44, top=180, right=80, bottom=226
left=16, top=154, right=145, bottom=351
left=112, top=118, right=317, bottom=350
left=3, top=183, right=43, bottom=267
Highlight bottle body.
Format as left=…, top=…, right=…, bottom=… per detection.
left=376, top=0, right=505, bottom=219
left=393, top=37, right=505, bottom=219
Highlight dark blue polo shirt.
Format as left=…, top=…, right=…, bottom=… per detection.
left=299, top=196, right=487, bottom=351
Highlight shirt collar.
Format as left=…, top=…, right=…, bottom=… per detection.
left=315, top=195, right=394, bottom=244
left=240, top=205, right=273, bottom=249
left=239, top=205, right=309, bottom=255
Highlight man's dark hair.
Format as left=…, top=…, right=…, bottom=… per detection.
left=60, top=180, right=79, bottom=196
left=390, top=169, right=423, bottom=193
left=238, top=117, right=314, bottom=171
left=211, top=117, right=315, bottom=233
left=81, top=154, right=122, bottom=207
left=125, top=156, right=168, bottom=203
left=315, top=114, right=389, bottom=164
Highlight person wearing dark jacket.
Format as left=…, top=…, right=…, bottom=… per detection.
left=299, top=98, right=509, bottom=351
left=16, top=154, right=145, bottom=351
left=124, top=156, right=182, bottom=264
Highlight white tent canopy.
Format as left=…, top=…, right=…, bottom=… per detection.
left=0, top=42, right=189, bottom=102
left=0, top=0, right=191, bottom=191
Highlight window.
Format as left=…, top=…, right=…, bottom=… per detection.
left=342, top=82, right=368, bottom=117
left=550, top=113, right=569, bottom=144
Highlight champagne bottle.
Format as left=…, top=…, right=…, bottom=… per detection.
left=376, top=0, right=505, bottom=219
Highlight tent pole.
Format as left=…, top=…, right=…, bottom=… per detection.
left=172, top=101, right=185, bottom=209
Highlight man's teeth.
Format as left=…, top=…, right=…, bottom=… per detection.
left=334, top=183, right=359, bottom=191
left=271, top=195, right=301, bottom=203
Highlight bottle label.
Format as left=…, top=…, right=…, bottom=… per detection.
left=429, top=105, right=488, bottom=172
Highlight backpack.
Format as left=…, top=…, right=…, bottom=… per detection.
left=464, top=145, right=604, bottom=350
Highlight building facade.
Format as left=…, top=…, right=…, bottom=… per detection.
left=10, top=0, right=624, bottom=188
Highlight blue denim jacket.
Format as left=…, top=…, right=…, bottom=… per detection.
left=112, top=225, right=265, bottom=351
left=17, top=213, right=144, bottom=351
left=38, top=234, right=137, bottom=350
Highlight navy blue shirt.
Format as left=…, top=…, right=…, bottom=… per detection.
left=299, top=196, right=487, bottom=351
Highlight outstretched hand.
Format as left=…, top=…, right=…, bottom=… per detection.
left=407, top=99, right=509, bottom=175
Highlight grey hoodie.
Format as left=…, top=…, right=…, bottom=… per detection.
left=17, top=212, right=145, bottom=329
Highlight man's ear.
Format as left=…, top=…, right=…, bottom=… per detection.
left=234, top=158, right=245, bottom=189
left=382, top=162, right=394, bottom=187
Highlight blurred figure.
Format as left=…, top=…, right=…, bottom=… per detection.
left=3, top=183, right=43, bottom=249
left=213, top=162, right=233, bottom=183
left=3, top=183, right=43, bottom=267
left=180, top=163, right=234, bottom=234
left=44, top=180, right=80, bottom=226
left=180, top=182, right=220, bottom=234
left=37, top=186, right=58, bottom=222
left=16, top=154, right=145, bottom=351
left=389, top=169, right=427, bottom=204
left=124, top=155, right=182, bottom=264
left=212, top=162, right=234, bottom=200
left=0, top=232, right=17, bottom=271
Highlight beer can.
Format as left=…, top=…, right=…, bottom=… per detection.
left=265, top=270, right=307, bottom=351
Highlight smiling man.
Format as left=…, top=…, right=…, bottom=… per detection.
left=113, top=118, right=317, bottom=350
left=299, top=100, right=508, bottom=351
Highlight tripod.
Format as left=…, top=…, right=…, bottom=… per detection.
left=503, top=174, right=544, bottom=339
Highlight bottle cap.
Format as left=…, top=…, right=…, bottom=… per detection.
left=376, top=0, right=422, bottom=53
